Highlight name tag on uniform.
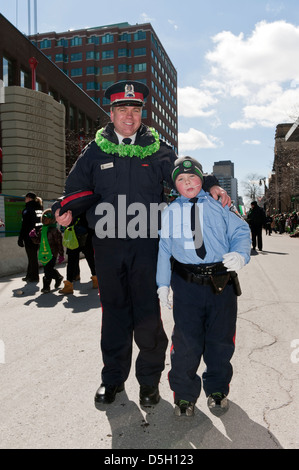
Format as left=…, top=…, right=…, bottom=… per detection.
left=101, top=162, right=114, bottom=170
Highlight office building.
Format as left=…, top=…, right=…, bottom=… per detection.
left=29, top=22, right=178, bottom=151
left=213, top=160, right=238, bottom=204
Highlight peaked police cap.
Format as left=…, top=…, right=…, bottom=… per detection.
left=105, top=80, right=149, bottom=107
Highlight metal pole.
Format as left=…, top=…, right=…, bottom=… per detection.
left=34, top=0, right=37, bottom=34
left=28, top=0, right=31, bottom=36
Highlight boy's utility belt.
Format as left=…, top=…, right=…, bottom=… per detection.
left=171, top=258, right=242, bottom=296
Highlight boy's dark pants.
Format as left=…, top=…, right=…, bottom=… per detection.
left=169, top=272, right=237, bottom=403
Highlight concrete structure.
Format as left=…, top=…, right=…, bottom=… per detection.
left=29, top=22, right=178, bottom=151
left=1, top=87, right=65, bottom=199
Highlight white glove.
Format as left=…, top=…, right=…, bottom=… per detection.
left=157, top=286, right=172, bottom=309
left=223, top=252, right=245, bottom=271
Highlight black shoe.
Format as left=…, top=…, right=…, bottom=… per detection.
left=54, top=274, right=63, bottom=289
left=23, top=277, right=39, bottom=283
left=139, top=385, right=160, bottom=406
left=94, top=383, right=124, bottom=406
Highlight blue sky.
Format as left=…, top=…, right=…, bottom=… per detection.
left=1, top=0, right=299, bottom=202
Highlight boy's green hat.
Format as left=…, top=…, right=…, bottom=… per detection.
left=172, top=156, right=203, bottom=183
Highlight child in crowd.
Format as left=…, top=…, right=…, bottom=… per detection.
left=156, top=156, right=251, bottom=417
left=30, top=209, right=64, bottom=293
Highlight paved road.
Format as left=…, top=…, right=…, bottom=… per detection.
left=0, top=232, right=298, bottom=450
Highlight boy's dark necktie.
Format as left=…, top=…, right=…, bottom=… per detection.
left=189, top=197, right=206, bottom=259
left=122, top=138, right=132, bottom=145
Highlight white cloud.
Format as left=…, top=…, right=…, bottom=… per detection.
left=168, top=19, right=178, bottom=31
left=178, top=128, right=222, bottom=152
left=243, top=140, right=261, bottom=145
left=206, top=21, right=299, bottom=85
left=178, top=86, right=218, bottom=118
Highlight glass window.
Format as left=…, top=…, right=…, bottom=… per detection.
left=3, top=57, right=14, bottom=86
left=40, top=39, right=51, bottom=49
left=134, top=63, right=146, bottom=72
left=102, top=34, right=114, bottom=44
left=86, top=51, right=100, bottom=60
left=71, top=53, right=82, bottom=62
left=102, top=50, right=114, bottom=59
left=134, top=47, right=146, bottom=57
left=71, top=68, right=83, bottom=77
left=71, top=36, right=82, bottom=47
left=57, top=38, right=68, bottom=47
left=119, top=32, right=131, bottom=42
left=86, top=66, right=100, bottom=75
left=102, top=81, right=114, bottom=90
left=87, top=36, right=100, bottom=45
left=102, top=65, right=114, bottom=75
left=118, top=48, right=131, bottom=58
left=118, top=64, right=132, bottom=73
left=86, top=82, right=100, bottom=90
left=20, top=70, right=31, bottom=89
left=134, top=30, right=146, bottom=41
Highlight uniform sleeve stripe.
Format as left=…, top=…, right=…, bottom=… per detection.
left=60, top=191, right=94, bottom=207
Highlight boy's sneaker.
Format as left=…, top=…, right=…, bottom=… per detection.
left=174, top=400, right=195, bottom=417
left=207, top=392, right=229, bottom=414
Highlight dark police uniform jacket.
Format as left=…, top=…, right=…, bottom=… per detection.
left=53, top=123, right=218, bottom=238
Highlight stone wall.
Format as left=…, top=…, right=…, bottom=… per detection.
left=1, top=86, right=65, bottom=200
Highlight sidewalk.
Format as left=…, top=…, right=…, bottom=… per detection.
left=0, top=234, right=298, bottom=449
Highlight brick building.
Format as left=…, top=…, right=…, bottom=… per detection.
left=29, top=22, right=178, bottom=152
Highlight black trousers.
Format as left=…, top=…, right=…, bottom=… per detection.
left=251, top=226, right=263, bottom=250
left=169, top=272, right=237, bottom=403
left=66, top=234, right=96, bottom=282
left=24, top=240, right=39, bottom=280
left=93, top=236, right=168, bottom=387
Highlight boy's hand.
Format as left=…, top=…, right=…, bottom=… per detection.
left=223, top=252, right=245, bottom=271
left=209, top=186, right=231, bottom=207
left=157, top=286, right=172, bottom=309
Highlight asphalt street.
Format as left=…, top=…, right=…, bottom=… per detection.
left=0, top=232, right=298, bottom=450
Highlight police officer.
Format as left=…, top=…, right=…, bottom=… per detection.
left=54, top=80, right=231, bottom=408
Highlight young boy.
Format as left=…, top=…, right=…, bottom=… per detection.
left=31, top=209, right=64, bottom=293
left=156, top=156, right=251, bottom=417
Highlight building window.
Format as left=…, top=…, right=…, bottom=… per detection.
left=102, top=97, right=110, bottom=105
left=55, top=53, right=68, bottom=63
left=20, top=70, right=31, bottom=89
left=87, top=36, right=100, bottom=45
left=40, top=39, right=51, bottom=49
left=134, top=63, right=147, bottom=73
left=86, top=51, right=100, bottom=60
left=71, top=68, right=83, bottom=77
left=118, top=64, right=132, bottom=73
left=3, top=57, right=14, bottom=86
left=57, top=38, right=68, bottom=47
left=134, top=47, right=146, bottom=57
left=71, top=53, right=83, bottom=62
left=134, top=30, right=146, bottom=41
left=71, top=36, right=82, bottom=47
left=102, top=33, right=114, bottom=44
left=86, top=66, right=100, bottom=75
left=102, top=50, right=114, bottom=59
left=102, top=81, right=114, bottom=90
left=119, top=33, right=131, bottom=42
left=102, top=65, right=114, bottom=75
left=118, top=48, right=131, bottom=58
left=86, top=82, right=100, bottom=90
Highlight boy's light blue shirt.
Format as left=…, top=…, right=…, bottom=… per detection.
left=156, top=189, right=251, bottom=288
